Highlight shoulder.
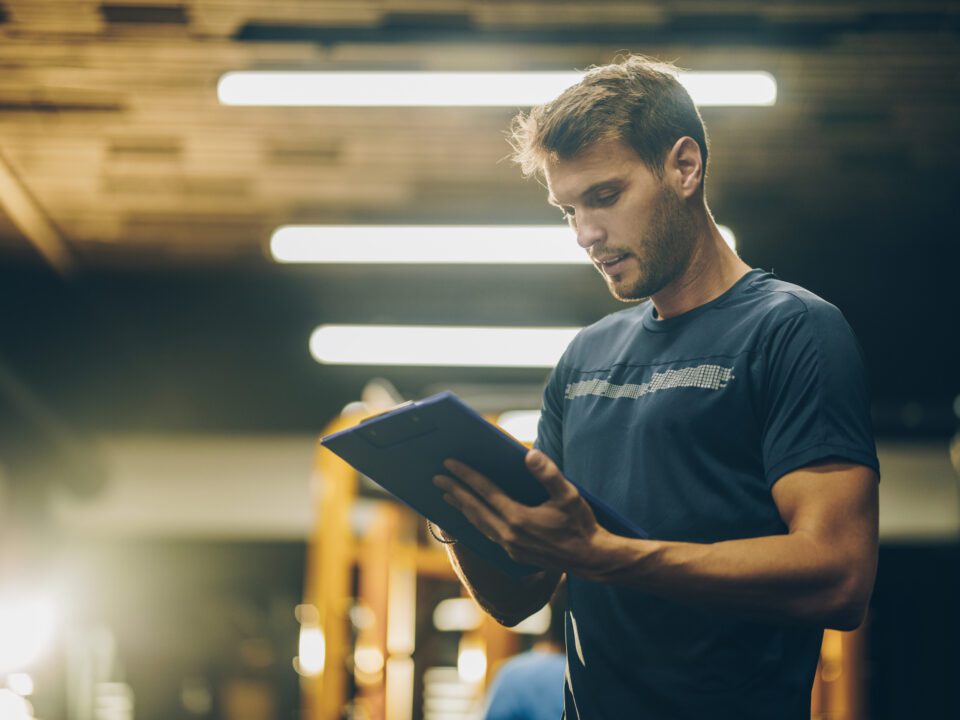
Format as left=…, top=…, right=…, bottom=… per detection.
left=741, top=274, right=853, bottom=344
left=744, top=273, right=839, bottom=320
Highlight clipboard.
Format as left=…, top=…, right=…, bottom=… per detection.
left=320, top=391, right=648, bottom=577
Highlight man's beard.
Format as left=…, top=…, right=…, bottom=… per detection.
left=607, top=184, right=698, bottom=302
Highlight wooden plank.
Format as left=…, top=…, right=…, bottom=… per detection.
left=0, top=150, right=76, bottom=274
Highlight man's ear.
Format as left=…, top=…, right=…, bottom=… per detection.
left=666, top=136, right=703, bottom=199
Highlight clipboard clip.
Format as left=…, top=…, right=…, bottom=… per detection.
left=362, top=400, right=415, bottom=423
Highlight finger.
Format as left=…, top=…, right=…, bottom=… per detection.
left=442, top=458, right=523, bottom=516
left=525, top=449, right=578, bottom=503
left=434, top=474, right=512, bottom=541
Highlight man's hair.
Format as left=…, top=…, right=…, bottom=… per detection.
left=508, top=54, right=710, bottom=190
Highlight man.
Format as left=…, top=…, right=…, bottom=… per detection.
left=432, top=55, right=879, bottom=719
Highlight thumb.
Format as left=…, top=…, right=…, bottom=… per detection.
left=525, top=449, right=570, bottom=500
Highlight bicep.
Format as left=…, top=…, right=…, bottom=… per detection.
left=772, top=461, right=879, bottom=572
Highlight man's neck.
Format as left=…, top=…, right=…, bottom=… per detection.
left=650, top=219, right=752, bottom=320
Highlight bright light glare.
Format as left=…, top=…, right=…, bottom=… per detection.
left=354, top=643, right=385, bottom=676
left=497, top=410, right=542, bottom=444
left=457, top=639, right=487, bottom=684
left=432, top=599, right=482, bottom=632
left=6, top=674, right=33, bottom=697
left=309, top=326, right=580, bottom=368
left=270, top=226, right=582, bottom=264
left=270, top=224, right=736, bottom=264
left=0, top=595, right=57, bottom=673
left=0, top=690, right=32, bottom=719
left=296, top=625, right=325, bottom=677
left=218, top=71, right=776, bottom=107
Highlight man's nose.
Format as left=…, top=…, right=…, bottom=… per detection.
left=575, top=214, right=605, bottom=249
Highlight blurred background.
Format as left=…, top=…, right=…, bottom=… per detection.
left=1, top=1, right=959, bottom=719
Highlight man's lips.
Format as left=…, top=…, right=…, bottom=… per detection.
left=595, top=253, right=628, bottom=265
left=594, top=253, right=631, bottom=274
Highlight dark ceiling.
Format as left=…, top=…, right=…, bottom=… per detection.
left=1, top=1, right=959, bottom=446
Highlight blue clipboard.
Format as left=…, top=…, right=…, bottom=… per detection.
left=320, top=391, right=648, bottom=577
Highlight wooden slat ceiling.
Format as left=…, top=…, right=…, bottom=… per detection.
left=0, top=0, right=958, bottom=268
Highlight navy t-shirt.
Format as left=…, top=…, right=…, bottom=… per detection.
left=534, top=269, right=879, bottom=720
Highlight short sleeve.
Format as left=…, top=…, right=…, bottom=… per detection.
left=760, top=302, right=879, bottom=487
left=534, top=362, right=566, bottom=473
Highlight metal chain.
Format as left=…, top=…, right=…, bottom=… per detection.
left=427, top=519, right=457, bottom=544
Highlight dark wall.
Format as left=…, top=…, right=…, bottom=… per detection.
left=869, top=543, right=960, bottom=719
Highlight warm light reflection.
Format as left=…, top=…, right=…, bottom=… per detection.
left=309, top=325, right=580, bottom=368
left=432, top=598, right=482, bottom=632
left=295, top=624, right=325, bottom=677
left=354, top=642, right=385, bottom=676
left=387, top=564, right=416, bottom=656
left=385, top=657, right=415, bottom=720
left=456, top=638, right=487, bottom=685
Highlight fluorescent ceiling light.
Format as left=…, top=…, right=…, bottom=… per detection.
left=678, top=72, right=776, bottom=107
left=272, top=225, right=582, bottom=264
left=272, top=224, right=735, bottom=263
left=218, top=71, right=776, bottom=107
left=309, top=325, right=580, bottom=368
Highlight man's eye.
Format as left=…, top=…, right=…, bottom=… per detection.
left=595, top=193, right=619, bottom=205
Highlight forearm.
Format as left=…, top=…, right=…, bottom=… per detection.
left=591, top=530, right=874, bottom=630
left=442, top=535, right=561, bottom=626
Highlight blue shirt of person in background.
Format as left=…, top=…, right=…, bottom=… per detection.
left=483, top=585, right=567, bottom=720
left=483, top=650, right=565, bottom=720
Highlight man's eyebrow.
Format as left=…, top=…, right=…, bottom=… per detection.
left=547, top=178, right=625, bottom=207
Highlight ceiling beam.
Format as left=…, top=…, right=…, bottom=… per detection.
left=0, top=150, right=76, bottom=275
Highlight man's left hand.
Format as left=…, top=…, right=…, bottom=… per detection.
left=433, top=449, right=617, bottom=578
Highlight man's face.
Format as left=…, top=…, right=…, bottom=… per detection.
left=544, top=138, right=697, bottom=302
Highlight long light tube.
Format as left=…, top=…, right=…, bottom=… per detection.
left=271, top=226, right=582, bottom=264
left=309, top=325, right=580, bottom=368
left=218, top=71, right=776, bottom=107
left=272, top=225, right=735, bottom=264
